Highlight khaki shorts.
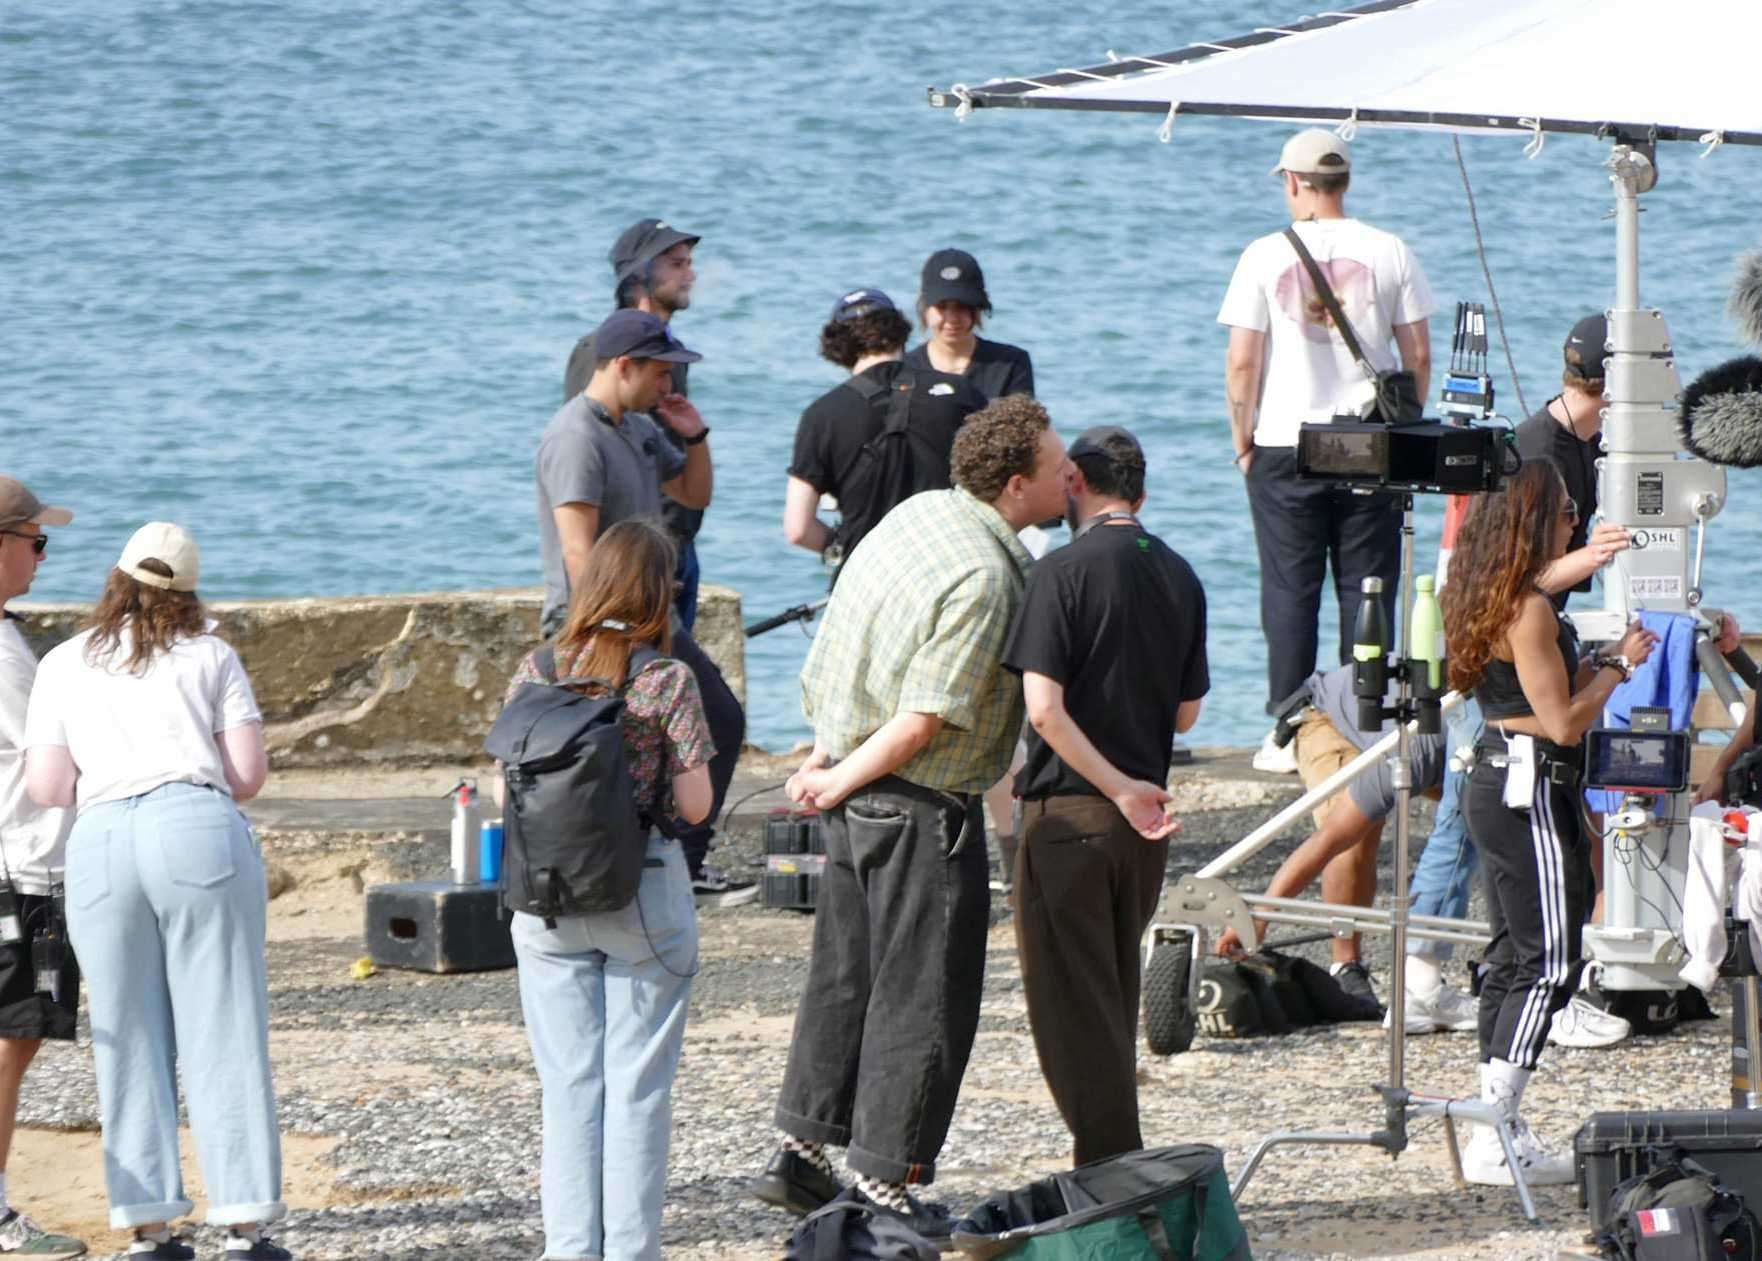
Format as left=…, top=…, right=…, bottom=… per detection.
left=1294, top=710, right=1357, bottom=830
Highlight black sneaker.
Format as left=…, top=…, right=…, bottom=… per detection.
left=220, top=1232, right=291, bottom=1261
left=750, top=1148, right=844, bottom=1216
left=692, top=863, right=758, bottom=909
left=127, top=1234, right=193, bottom=1260
left=1331, top=961, right=1385, bottom=1021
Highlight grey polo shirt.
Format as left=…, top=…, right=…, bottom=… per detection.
left=535, top=394, right=686, bottom=628
left=1306, top=666, right=1444, bottom=820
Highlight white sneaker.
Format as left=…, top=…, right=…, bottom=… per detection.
left=1251, top=731, right=1299, bottom=774
left=1388, top=982, right=1479, bottom=1034
left=1547, top=994, right=1632, bottom=1049
left=1461, top=1118, right=1576, bottom=1186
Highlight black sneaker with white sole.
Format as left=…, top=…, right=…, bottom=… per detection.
left=220, top=1231, right=291, bottom=1261
left=127, top=1233, right=193, bottom=1260
left=1331, top=961, right=1385, bottom=1021
left=692, top=863, right=758, bottom=908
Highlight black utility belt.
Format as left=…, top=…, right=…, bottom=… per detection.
left=1473, top=740, right=1581, bottom=787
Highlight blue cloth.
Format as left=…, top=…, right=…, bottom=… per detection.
left=512, top=834, right=697, bottom=1261
left=674, top=538, right=701, bottom=633
left=1587, top=611, right=1700, bottom=813
left=64, top=783, right=285, bottom=1229
left=1409, top=697, right=1484, bottom=960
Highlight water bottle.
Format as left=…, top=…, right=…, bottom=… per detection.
left=479, top=818, right=504, bottom=885
left=1352, top=576, right=1388, bottom=732
left=449, top=778, right=482, bottom=885
left=1410, top=574, right=1446, bottom=692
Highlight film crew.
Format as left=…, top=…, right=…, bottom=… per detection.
left=1001, top=425, right=1208, bottom=1166
left=1697, top=685, right=1758, bottom=807
left=24, top=524, right=290, bottom=1260
left=783, top=288, right=985, bottom=567
left=501, top=521, right=713, bottom=1261
left=0, top=478, right=86, bottom=1261
left=539, top=309, right=752, bottom=908
left=1397, top=314, right=1639, bottom=1047
left=902, top=248, right=1034, bottom=401
left=564, top=219, right=709, bottom=629
left=1441, top=462, right=1657, bottom=1186
left=1218, top=128, right=1434, bottom=774
left=751, top=397, right=1068, bottom=1241
left=1215, top=663, right=1444, bottom=1021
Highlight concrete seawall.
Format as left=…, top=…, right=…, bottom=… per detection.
left=13, top=585, right=747, bottom=769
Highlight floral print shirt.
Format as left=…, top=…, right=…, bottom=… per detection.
left=504, top=644, right=714, bottom=821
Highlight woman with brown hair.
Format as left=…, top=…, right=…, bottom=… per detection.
left=23, top=524, right=287, bottom=1260
left=1442, top=463, right=1656, bottom=1188
left=500, top=519, right=714, bottom=1261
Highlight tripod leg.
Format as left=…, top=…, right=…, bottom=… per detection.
left=1442, top=1115, right=1466, bottom=1187
left=1493, top=1123, right=1541, bottom=1222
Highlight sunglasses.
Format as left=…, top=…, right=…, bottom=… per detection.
left=1562, top=499, right=1580, bottom=524
left=0, top=530, right=46, bottom=555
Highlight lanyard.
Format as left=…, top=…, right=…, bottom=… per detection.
left=1072, top=510, right=1139, bottom=541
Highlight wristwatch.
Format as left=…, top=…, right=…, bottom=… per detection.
left=683, top=427, right=711, bottom=446
left=1594, top=652, right=1634, bottom=682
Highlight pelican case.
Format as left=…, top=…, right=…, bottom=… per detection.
left=1577, top=1110, right=1762, bottom=1233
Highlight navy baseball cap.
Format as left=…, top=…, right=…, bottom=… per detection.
left=831, top=288, right=896, bottom=323
left=592, top=310, right=702, bottom=363
left=609, top=218, right=700, bottom=286
left=1068, top=425, right=1146, bottom=470
left=1564, top=313, right=1610, bottom=380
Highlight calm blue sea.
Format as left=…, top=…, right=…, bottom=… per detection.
left=7, top=1, right=1762, bottom=750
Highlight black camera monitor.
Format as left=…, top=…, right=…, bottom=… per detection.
left=1584, top=728, right=1691, bottom=794
left=1296, top=420, right=1516, bottom=495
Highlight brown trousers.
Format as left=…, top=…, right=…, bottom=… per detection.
left=1013, top=795, right=1168, bottom=1167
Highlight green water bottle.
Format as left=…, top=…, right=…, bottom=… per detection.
left=1411, top=574, right=1445, bottom=692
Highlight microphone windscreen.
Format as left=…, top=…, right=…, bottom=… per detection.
left=1731, top=250, right=1762, bottom=347
left=1680, top=355, right=1762, bottom=468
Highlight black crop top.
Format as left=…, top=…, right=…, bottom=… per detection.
left=1475, top=605, right=1580, bottom=721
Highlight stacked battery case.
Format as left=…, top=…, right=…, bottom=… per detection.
left=763, top=808, right=824, bottom=911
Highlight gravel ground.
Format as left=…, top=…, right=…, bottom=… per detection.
left=22, top=750, right=1730, bottom=1260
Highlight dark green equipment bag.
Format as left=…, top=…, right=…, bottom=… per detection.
left=950, top=1144, right=1251, bottom=1260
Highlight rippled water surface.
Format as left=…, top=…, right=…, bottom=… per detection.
left=8, top=1, right=1762, bottom=748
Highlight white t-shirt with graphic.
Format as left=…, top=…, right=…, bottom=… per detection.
left=0, top=619, right=73, bottom=893
left=25, top=626, right=262, bottom=812
left=1217, top=217, right=1435, bottom=447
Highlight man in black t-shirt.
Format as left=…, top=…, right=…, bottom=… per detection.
left=1001, top=425, right=1209, bottom=1167
left=784, top=288, right=986, bottom=571
left=1514, top=312, right=1633, bottom=607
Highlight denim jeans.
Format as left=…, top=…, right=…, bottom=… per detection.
left=1407, top=697, right=1484, bottom=962
left=63, top=782, right=284, bottom=1229
left=512, top=835, right=697, bottom=1261
left=775, top=777, right=988, bottom=1184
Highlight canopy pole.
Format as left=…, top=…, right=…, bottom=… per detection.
left=1611, top=145, right=1651, bottom=310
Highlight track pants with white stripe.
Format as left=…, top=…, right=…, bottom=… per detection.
left=1463, top=760, right=1592, bottom=1069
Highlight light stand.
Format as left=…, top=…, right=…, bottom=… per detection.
left=1227, top=493, right=1542, bottom=1221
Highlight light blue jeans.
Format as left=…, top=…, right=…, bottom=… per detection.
left=1408, top=697, right=1485, bottom=961
left=512, top=834, right=698, bottom=1261
left=64, top=782, right=285, bottom=1229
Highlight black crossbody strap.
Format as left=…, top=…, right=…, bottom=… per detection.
left=1283, top=228, right=1378, bottom=382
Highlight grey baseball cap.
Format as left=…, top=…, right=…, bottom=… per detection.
left=0, top=476, right=73, bottom=530
left=609, top=218, right=700, bottom=287
left=1067, top=425, right=1146, bottom=471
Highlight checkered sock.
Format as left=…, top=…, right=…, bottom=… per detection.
left=782, top=1135, right=835, bottom=1180
left=855, top=1174, right=910, bottom=1213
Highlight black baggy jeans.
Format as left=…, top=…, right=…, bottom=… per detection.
left=1015, top=795, right=1168, bottom=1167
left=1245, top=445, right=1402, bottom=712
left=774, top=776, right=988, bottom=1184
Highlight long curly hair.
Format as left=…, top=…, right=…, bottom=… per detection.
left=84, top=562, right=207, bottom=675
left=1442, top=460, right=1568, bottom=694
left=555, top=519, right=676, bottom=688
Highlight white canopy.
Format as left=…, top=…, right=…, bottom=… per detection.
left=932, top=0, right=1762, bottom=146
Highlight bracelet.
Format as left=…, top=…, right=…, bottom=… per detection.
left=1231, top=450, right=1250, bottom=466
left=683, top=427, right=711, bottom=446
left=1594, top=652, right=1633, bottom=682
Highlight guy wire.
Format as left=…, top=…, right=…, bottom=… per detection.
left=1453, top=135, right=1529, bottom=418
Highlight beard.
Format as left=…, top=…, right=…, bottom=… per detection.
left=1064, top=495, right=1081, bottom=532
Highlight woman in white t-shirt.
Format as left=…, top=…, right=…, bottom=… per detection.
left=24, top=524, right=290, bottom=1261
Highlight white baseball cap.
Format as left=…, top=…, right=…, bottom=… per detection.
left=117, top=522, right=201, bottom=591
left=1271, top=128, right=1352, bottom=177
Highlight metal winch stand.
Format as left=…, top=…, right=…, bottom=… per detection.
left=1148, top=497, right=1541, bottom=1221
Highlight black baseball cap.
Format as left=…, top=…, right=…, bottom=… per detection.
left=919, top=248, right=989, bottom=309
left=1564, top=313, right=1610, bottom=381
left=609, top=218, right=700, bottom=287
left=830, top=288, right=896, bottom=323
left=591, top=310, right=702, bottom=363
left=1068, top=425, right=1146, bottom=471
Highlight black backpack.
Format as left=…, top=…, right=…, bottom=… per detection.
left=1598, top=1151, right=1762, bottom=1260
left=784, top=1191, right=940, bottom=1261
left=830, top=369, right=955, bottom=564
left=484, top=644, right=661, bottom=924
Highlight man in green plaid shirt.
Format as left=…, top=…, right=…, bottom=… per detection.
left=751, top=397, right=1069, bottom=1238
